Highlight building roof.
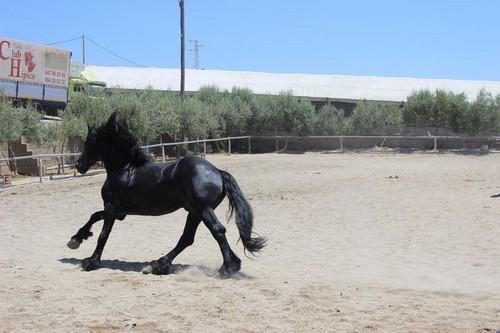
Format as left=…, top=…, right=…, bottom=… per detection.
left=85, top=65, right=500, bottom=103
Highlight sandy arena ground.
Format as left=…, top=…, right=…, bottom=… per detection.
left=0, top=152, right=499, bottom=332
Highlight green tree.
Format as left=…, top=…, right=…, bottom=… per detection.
left=61, top=109, right=87, bottom=140
left=269, top=92, right=315, bottom=135
left=39, top=121, right=66, bottom=174
left=465, top=89, right=496, bottom=135
left=141, top=90, right=181, bottom=140
left=444, top=91, right=468, bottom=133
left=179, top=98, right=214, bottom=139
left=67, top=93, right=112, bottom=127
left=350, top=101, right=402, bottom=134
left=251, top=94, right=277, bottom=134
left=404, top=90, right=435, bottom=127
left=224, top=87, right=254, bottom=135
left=0, top=96, right=23, bottom=173
left=197, top=85, right=225, bottom=106
left=314, top=105, right=350, bottom=135
left=21, top=105, right=44, bottom=144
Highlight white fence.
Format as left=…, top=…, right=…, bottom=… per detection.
left=141, top=135, right=252, bottom=161
left=250, top=135, right=494, bottom=152
left=0, top=135, right=497, bottom=185
left=0, top=136, right=251, bottom=184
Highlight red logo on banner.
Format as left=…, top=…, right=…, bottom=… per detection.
left=24, top=52, right=36, bottom=72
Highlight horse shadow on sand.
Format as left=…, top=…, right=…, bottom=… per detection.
left=58, top=258, right=251, bottom=280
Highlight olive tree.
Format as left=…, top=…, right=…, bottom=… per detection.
left=314, top=105, right=351, bottom=135
left=403, top=90, right=435, bottom=128
left=350, top=101, right=402, bottom=134
left=0, top=98, right=23, bottom=173
left=39, top=121, right=66, bottom=174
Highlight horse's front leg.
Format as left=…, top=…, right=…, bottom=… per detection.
left=81, top=206, right=116, bottom=271
left=67, top=210, right=104, bottom=249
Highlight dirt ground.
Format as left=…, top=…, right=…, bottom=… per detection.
left=1, top=152, right=499, bottom=333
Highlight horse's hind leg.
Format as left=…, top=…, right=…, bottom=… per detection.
left=143, top=213, right=202, bottom=275
left=202, top=207, right=241, bottom=278
left=67, top=211, right=125, bottom=249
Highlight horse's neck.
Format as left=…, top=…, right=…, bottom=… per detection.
left=101, top=148, right=132, bottom=174
left=103, top=159, right=129, bottom=174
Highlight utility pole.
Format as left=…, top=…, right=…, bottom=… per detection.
left=82, top=34, right=86, bottom=65
left=189, top=39, right=205, bottom=69
left=179, top=0, right=185, bottom=97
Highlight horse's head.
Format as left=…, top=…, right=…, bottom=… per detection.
left=75, top=124, right=100, bottom=174
left=75, top=112, right=126, bottom=174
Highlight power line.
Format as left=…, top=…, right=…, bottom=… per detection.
left=85, top=35, right=146, bottom=67
left=45, top=36, right=82, bottom=46
left=46, top=35, right=145, bottom=67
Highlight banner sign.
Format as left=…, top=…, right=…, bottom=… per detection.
left=0, top=37, right=71, bottom=88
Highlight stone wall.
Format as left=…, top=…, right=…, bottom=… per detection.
left=0, top=138, right=80, bottom=176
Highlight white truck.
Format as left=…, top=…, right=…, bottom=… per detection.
left=0, top=37, right=71, bottom=113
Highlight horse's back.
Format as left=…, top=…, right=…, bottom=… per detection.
left=175, top=157, right=225, bottom=210
left=104, top=157, right=225, bottom=215
left=104, top=161, right=182, bottom=215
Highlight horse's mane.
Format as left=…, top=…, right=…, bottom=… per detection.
left=100, top=114, right=150, bottom=166
left=116, top=126, right=150, bottom=166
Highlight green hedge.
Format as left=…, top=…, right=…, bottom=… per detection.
left=2, top=87, right=500, bottom=154
left=403, top=89, right=500, bottom=135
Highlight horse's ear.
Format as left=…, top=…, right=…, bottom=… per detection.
left=104, top=112, right=119, bottom=134
left=116, top=117, right=129, bottom=133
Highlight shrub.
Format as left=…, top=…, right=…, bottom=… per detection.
left=350, top=101, right=402, bottom=134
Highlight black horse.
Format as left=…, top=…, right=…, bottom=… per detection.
left=68, top=112, right=265, bottom=277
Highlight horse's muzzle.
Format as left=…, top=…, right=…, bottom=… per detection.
left=75, top=161, right=82, bottom=173
left=75, top=160, right=87, bottom=174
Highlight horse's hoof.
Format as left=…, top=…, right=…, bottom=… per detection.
left=218, top=262, right=241, bottom=278
left=81, top=257, right=101, bottom=271
left=143, top=260, right=170, bottom=275
left=67, top=238, right=81, bottom=250
left=142, top=265, right=153, bottom=274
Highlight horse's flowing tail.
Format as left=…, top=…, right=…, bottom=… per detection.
left=219, top=170, right=266, bottom=254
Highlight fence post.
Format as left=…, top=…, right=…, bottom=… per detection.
left=340, top=136, right=344, bottom=153
left=433, top=137, right=438, bottom=152
left=203, top=141, right=207, bottom=159
left=228, top=139, right=232, bottom=155
left=248, top=136, right=251, bottom=154
left=38, top=157, right=43, bottom=183
left=161, top=145, right=166, bottom=162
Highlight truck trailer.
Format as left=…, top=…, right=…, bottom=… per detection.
left=0, top=37, right=71, bottom=113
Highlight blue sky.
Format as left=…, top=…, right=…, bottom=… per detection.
left=2, top=0, right=500, bottom=80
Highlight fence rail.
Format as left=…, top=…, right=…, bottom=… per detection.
left=252, top=135, right=497, bottom=153
left=0, top=135, right=498, bottom=185
left=0, top=137, right=251, bottom=183
left=141, top=136, right=251, bottom=162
